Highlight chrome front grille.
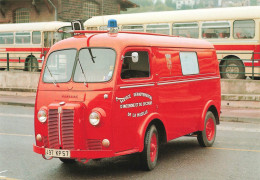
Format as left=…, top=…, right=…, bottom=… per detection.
left=61, top=109, right=75, bottom=150
left=86, top=139, right=102, bottom=150
left=48, top=109, right=74, bottom=150
left=48, top=109, right=59, bottom=149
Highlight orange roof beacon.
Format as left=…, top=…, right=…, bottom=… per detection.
left=33, top=19, right=221, bottom=170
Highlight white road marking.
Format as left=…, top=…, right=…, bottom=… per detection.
left=0, top=113, right=33, bottom=118
left=218, top=126, right=260, bottom=133
left=0, top=132, right=33, bottom=137
left=0, top=170, right=8, bottom=174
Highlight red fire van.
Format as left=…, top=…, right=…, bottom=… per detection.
left=33, top=20, right=221, bottom=170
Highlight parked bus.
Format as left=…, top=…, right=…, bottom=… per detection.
left=0, top=21, right=71, bottom=71
left=33, top=20, right=221, bottom=170
left=84, top=6, right=260, bottom=79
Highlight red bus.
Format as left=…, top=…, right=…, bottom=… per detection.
left=0, top=21, right=71, bottom=71
left=33, top=20, right=221, bottom=170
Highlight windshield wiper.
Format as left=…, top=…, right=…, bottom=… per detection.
left=77, top=56, right=88, bottom=86
left=45, top=65, right=59, bottom=87
left=88, top=48, right=96, bottom=63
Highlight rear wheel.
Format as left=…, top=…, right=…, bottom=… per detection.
left=220, top=58, right=245, bottom=79
left=197, top=111, right=216, bottom=147
left=140, top=125, right=159, bottom=171
left=26, top=56, right=38, bottom=72
left=59, top=158, right=76, bottom=163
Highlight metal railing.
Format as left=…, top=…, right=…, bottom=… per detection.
left=0, top=53, right=40, bottom=72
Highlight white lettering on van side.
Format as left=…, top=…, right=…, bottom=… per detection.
left=133, top=92, right=152, bottom=100
left=117, top=92, right=153, bottom=118
left=116, top=94, right=131, bottom=103
left=131, top=110, right=148, bottom=118
left=120, top=101, right=152, bottom=109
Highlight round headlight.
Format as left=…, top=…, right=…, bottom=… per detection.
left=89, top=112, right=100, bottom=126
left=38, top=109, right=47, bottom=123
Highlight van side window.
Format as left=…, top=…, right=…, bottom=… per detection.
left=121, top=51, right=150, bottom=79
left=180, top=52, right=199, bottom=75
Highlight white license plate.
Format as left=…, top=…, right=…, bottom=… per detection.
left=45, top=148, right=71, bottom=158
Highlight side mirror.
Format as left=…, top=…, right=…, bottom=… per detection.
left=121, top=52, right=139, bottom=63
left=131, top=52, right=138, bottom=63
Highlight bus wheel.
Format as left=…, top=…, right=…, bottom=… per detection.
left=26, top=57, right=38, bottom=72
left=141, top=125, right=159, bottom=171
left=249, top=76, right=260, bottom=80
left=59, top=158, right=76, bottom=163
left=197, top=111, right=216, bottom=147
left=221, top=58, right=245, bottom=79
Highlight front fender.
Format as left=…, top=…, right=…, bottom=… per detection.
left=136, top=112, right=163, bottom=152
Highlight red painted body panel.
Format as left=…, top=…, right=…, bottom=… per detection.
left=33, top=33, right=221, bottom=160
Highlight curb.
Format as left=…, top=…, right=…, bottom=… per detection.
left=220, top=116, right=260, bottom=124
left=0, top=102, right=35, bottom=107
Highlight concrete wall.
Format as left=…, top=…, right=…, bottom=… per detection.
left=0, top=71, right=40, bottom=91
left=221, top=79, right=260, bottom=95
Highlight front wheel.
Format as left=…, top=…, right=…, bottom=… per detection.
left=197, top=111, right=217, bottom=147
left=140, top=125, right=159, bottom=171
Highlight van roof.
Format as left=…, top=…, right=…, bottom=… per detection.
left=52, top=32, right=214, bottom=51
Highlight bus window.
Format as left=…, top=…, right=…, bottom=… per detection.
left=0, top=32, right=14, bottom=44
left=234, top=20, right=255, bottom=39
left=99, top=26, right=107, bottom=30
left=202, top=21, right=230, bottom=39
left=32, top=31, right=41, bottom=44
left=86, top=26, right=98, bottom=30
left=44, top=32, right=53, bottom=47
left=121, top=25, right=144, bottom=32
left=58, top=26, right=73, bottom=39
left=121, top=51, right=150, bottom=79
left=146, top=24, right=170, bottom=35
left=15, top=32, right=31, bottom=44
left=172, top=22, right=199, bottom=38
left=180, top=52, right=199, bottom=75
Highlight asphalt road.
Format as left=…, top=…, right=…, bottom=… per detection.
left=0, top=105, right=260, bottom=180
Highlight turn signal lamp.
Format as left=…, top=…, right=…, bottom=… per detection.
left=107, top=19, right=118, bottom=34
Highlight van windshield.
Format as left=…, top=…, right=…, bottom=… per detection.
left=43, top=48, right=116, bottom=83
left=43, top=49, right=77, bottom=83
left=73, top=48, right=116, bottom=82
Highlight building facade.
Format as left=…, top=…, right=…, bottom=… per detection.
left=0, top=0, right=137, bottom=24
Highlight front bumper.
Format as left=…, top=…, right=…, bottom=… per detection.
left=33, top=144, right=114, bottom=159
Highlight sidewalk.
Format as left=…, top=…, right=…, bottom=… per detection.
left=0, top=91, right=259, bottom=123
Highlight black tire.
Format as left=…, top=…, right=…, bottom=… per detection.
left=197, top=111, right=217, bottom=147
left=249, top=76, right=260, bottom=80
left=26, top=57, right=38, bottom=72
left=220, top=58, right=245, bottom=79
left=140, top=125, right=159, bottom=171
left=59, top=158, right=76, bottom=163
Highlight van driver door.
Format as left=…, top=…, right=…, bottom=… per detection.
left=112, top=47, right=157, bottom=153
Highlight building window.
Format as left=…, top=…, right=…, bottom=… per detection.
left=84, top=1, right=100, bottom=19
left=13, top=8, right=30, bottom=23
